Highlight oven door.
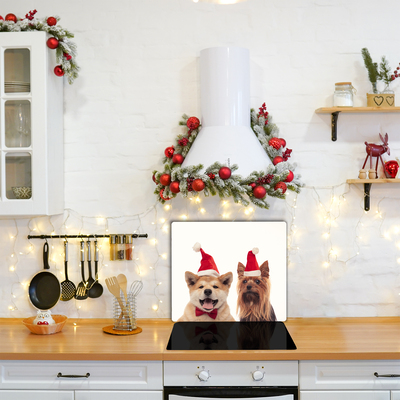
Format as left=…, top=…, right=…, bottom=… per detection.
left=164, top=387, right=298, bottom=400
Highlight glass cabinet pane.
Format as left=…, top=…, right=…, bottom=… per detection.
left=5, top=100, right=31, bottom=147
left=6, top=153, right=32, bottom=199
left=4, top=48, right=30, bottom=93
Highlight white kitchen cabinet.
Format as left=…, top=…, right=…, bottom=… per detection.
left=76, top=391, right=163, bottom=400
left=0, top=391, right=73, bottom=400
left=0, top=31, right=63, bottom=216
left=300, top=360, right=400, bottom=400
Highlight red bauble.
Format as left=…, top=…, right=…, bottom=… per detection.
left=273, top=156, right=283, bottom=165
left=385, top=160, right=399, bottom=178
left=219, top=167, right=232, bottom=180
left=192, top=179, right=205, bottom=192
left=274, top=182, right=287, bottom=194
left=47, top=16, right=57, bottom=26
left=63, top=52, right=72, bottom=61
left=5, top=13, right=17, bottom=23
left=0, top=16, right=4, bottom=21
left=159, top=189, right=171, bottom=201
left=249, top=182, right=256, bottom=188
left=169, top=181, right=181, bottom=193
left=164, top=146, right=175, bottom=158
left=187, top=116, right=200, bottom=131
left=285, top=170, right=294, bottom=182
left=268, top=137, right=282, bottom=150
left=253, top=186, right=266, bottom=199
left=172, top=154, right=184, bottom=164
left=152, top=174, right=158, bottom=184
left=47, top=37, right=59, bottom=49
left=54, top=65, right=64, bottom=77
left=159, top=174, right=171, bottom=186
left=280, top=138, right=286, bottom=148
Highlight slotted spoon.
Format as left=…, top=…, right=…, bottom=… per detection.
left=60, top=241, right=76, bottom=301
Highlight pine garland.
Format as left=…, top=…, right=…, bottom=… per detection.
left=0, top=11, right=79, bottom=84
left=153, top=104, right=304, bottom=210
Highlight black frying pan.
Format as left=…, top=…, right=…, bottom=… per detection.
left=28, top=242, right=61, bottom=310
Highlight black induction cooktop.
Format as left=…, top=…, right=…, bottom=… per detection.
left=166, top=321, right=296, bottom=351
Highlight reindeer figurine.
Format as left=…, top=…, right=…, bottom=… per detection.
left=362, top=133, right=390, bottom=179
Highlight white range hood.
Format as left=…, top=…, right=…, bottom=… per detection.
left=182, top=46, right=272, bottom=177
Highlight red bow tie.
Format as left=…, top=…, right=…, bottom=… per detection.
left=195, top=307, right=218, bottom=319
left=195, top=324, right=218, bottom=336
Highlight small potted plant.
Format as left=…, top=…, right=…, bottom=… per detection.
left=361, top=48, right=398, bottom=107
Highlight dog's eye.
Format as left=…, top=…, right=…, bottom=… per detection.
left=213, top=285, right=218, bottom=289
left=199, top=285, right=204, bottom=289
left=243, top=280, right=247, bottom=284
left=255, top=280, right=260, bottom=285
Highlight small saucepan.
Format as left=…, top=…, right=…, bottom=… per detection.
left=28, top=242, right=61, bottom=310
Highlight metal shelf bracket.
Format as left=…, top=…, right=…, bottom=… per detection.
left=331, top=111, right=341, bottom=141
left=364, top=183, right=372, bottom=211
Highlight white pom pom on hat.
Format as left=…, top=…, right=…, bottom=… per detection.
left=252, top=247, right=259, bottom=255
left=193, top=242, right=202, bottom=252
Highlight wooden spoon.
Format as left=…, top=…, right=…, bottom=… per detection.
left=117, top=274, right=128, bottom=302
left=105, top=276, right=130, bottom=328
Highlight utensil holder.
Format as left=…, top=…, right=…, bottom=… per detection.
left=113, top=293, right=137, bottom=331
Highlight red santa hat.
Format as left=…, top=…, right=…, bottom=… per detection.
left=244, top=248, right=261, bottom=277
left=193, top=242, right=220, bottom=277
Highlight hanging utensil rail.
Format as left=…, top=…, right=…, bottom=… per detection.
left=27, top=233, right=148, bottom=239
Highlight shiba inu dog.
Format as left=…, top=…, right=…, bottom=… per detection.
left=177, top=242, right=235, bottom=322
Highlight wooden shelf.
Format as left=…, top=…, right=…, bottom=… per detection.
left=347, top=178, right=400, bottom=211
left=315, top=107, right=400, bottom=141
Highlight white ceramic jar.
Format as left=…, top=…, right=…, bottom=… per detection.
left=333, top=82, right=354, bottom=107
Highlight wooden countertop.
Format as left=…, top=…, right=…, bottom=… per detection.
left=1, top=317, right=400, bottom=361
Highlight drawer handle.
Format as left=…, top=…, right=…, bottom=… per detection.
left=374, top=372, right=400, bottom=378
left=57, top=373, right=90, bottom=379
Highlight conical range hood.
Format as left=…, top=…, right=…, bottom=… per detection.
left=182, top=47, right=272, bottom=176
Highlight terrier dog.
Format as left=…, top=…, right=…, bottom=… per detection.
left=178, top=271, right=235, bottom=322
left=237, top=260, right=276, bottom=322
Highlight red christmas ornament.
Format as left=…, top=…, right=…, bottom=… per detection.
left=192, top=179, right=205, bottom=192
left=253, top=186, right=267, bottom=199
left=219, top=167, right=232, bottom=180
left=159, top=174, right=171, bottom=186
left=187, top=116, right=200, bottom=131
left=159, top=189, right=171, bottom=201
left=273, top=156, right=283, bottom=165
left=178, top=137, right=188, bottom=146
left=47, top=16, right=57, bottom=26
left=274, top=182, right=287, bottom=194
left=0, top=16, right=3, bottom=21
left=63, top=52, right=72, bottom=61
left=46, top=37, right=59, bottom=49
left=5, top=13, right=17, bottom=23
left=152, top=174, right=158, bottom=184
left=249, top=182, right=256, bottom=188
left=169, top=181, right=181, bottom=193
left=268, top=137, right=282, bottom=150
left=285, top=170, right=294, bottom=182
left=385, top=160, right=399, bottom=178
left=54, top=65, right=64, bottom=77
left=172, top=154, right=184, bottom=164
left=164, top=146, right=175, bottom=158
left=280, top=138, right=286, bottom=148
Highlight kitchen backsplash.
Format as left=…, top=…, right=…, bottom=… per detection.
left=1, top=0, right=400, bottom=319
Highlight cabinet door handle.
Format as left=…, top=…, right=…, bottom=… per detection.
left=374, top=372, right=400, bottom=378
left=57, top=372, right=90, bottom=378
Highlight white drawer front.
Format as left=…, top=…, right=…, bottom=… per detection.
left=0, top=391, right=74, bottom=400
left=76, top=390, right=163, bottom=400
left=164, top=361, right=298, bottom=386
left=300, top=391, right=390, bottom=400
left=300, top=361, right=400, bottom=390
left=0, top=361, right=162, bottom=390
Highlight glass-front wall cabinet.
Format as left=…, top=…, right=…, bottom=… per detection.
left=0, top=32, right=63, bottom=215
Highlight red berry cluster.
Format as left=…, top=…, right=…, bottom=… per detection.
left=258, top=102, right=269, bottom=125
left=178, top=138, right=188, bottom=146
left=282, top=148, right=292, bottom=161
left=187, top=177, right=194, bottom=192
left=391, top=64, right=400, bottom=81
left=207, top=173, right=215, bottom=180
left=24, top=9, right=37, bottom=20
left=256, top=174, right=274, bottom=185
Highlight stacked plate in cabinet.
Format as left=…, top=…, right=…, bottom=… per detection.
left=5, top=81, right=30, bottom=93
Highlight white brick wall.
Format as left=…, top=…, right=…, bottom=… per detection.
left=1, top=0, right=400, bottom=319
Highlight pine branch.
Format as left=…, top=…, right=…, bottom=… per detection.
left=361, top=48, right=379, bottom=92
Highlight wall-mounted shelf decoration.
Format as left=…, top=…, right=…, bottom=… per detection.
left=315, top=107, right=400, bottom=141
left=27, top=233, right=148, bottom=239
left=347, top=178, right=400, bottom=211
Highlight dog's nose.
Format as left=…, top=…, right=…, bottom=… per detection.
left=204, top=289, right=212, bottom=296
left=246, top=285, right=252, bottom=291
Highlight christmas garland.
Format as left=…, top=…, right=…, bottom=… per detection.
left=0, top=11, right=78, bottom=84
left=152, top=103, right=303, bottom=209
